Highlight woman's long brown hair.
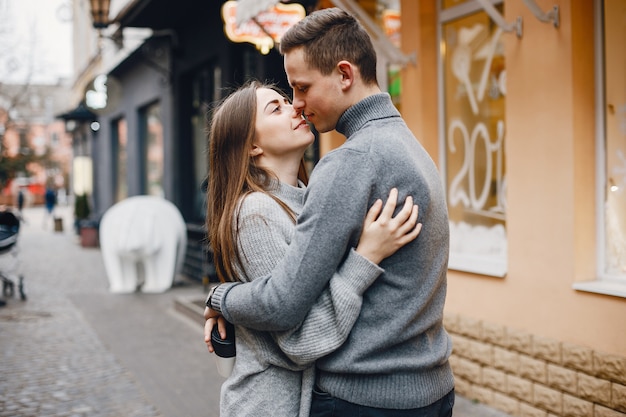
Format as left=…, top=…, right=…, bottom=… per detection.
left=206, top=80, right=309, bottom=283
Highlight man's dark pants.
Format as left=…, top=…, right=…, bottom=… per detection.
left=310, top=387, right=454, bottom=417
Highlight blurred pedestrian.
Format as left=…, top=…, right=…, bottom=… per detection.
left=17, top=188, right=24, bottom=213
left=15, top=188, right=27, bottom=223
left=43, top=187, right=56, bottom=229
left=17, top=189, right=24, bottom=212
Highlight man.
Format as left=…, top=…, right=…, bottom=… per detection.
left=205, top=7, right=454, bottom=416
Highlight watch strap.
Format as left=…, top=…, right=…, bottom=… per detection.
left=205, top=285, right=218, bottom=308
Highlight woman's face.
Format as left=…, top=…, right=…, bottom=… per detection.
left=253, top=88, right=314, bottom=161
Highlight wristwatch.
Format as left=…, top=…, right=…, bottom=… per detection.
left=205, top=284, right=219, bottom=309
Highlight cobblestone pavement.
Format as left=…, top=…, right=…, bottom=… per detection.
left=0, top=205, right=510, bottom=417
left=0, top=205, right=221, bottom=417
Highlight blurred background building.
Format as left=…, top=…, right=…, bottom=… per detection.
left=0, top=0, right=74, bottom=207
left=1, top=1, right=624, bottom=416
left=0, top=82, right=73, bottom=206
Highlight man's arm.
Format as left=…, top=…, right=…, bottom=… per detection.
left=215, top=152, right=374, bottom=331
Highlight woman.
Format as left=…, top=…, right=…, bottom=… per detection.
left=204, top=81, right=421, bottom=417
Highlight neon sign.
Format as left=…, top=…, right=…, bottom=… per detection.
left=221, top=1, right=306, bottom=55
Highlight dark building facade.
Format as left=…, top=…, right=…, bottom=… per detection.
left=92, top=0, right=302, bottom=281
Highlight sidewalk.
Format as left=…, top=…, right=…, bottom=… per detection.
left=0, top=205, right=511, bottom=417
left=0, top=205, right=221, bottom=417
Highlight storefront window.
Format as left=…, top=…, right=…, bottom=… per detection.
left=191, top=66, right=219, bottom=222
left=441, top=4, right=507, bottom=276
left=142, top=102, right=163, bottom=197
left=601, top=0, right=626, bottom=279
left=113, top=118, right=127, bottom=202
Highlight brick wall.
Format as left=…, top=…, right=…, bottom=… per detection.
left=444, top=313, right=626, bottom=417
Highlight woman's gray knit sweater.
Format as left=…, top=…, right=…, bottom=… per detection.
left=219, top=180, right=383, bottom=417
left=213, top=93, right=455, bottom=409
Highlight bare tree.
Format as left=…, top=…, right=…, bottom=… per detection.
left=0, top=1, right=65, bottom=190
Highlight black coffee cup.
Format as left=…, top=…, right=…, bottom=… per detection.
left=211, top=322, right=237, bottom=352
left=211, top=320, right=236, bottom=358
left=211, top=321, right=236, bottom=377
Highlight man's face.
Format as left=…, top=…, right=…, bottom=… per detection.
left=284, top=47, right=345, bottom=133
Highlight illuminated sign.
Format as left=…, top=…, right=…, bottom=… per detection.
left=382, top=10, right=401, bottom=47
left=221, top=1, right=306, bottom=54
left=84, top=74, right=121, bottom=115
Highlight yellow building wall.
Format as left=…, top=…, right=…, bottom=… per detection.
left=400, top=1, right=626, bottom=414
left=402, top=0, right=626, bottom=355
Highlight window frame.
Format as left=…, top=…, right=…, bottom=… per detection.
left=573, top=0, right=626, bottom=298
left=437, top=0, right=508, bottom=278
left=139, top=100, right=164, bottom=198
left=111, top=117, right=127, bottom=203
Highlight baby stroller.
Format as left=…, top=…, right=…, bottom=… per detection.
left=0, top=208, right=25, bottom=304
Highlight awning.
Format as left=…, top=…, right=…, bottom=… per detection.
left=114, top=0, right=201, bottom=30
left=56, top=102, right=97, bottom=122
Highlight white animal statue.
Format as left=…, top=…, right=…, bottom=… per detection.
left=99, top=195, right=187, bottom=293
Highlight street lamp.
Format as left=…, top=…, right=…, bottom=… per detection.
left=90, top=0, right=111, bottom=29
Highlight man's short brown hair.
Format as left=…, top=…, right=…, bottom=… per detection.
left=280, top=7, right=378, bottom=85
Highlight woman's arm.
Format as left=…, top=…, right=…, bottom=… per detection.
left=205, top=189, right=421, bottom=358
left=271, top=248, right=379, bottom=366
